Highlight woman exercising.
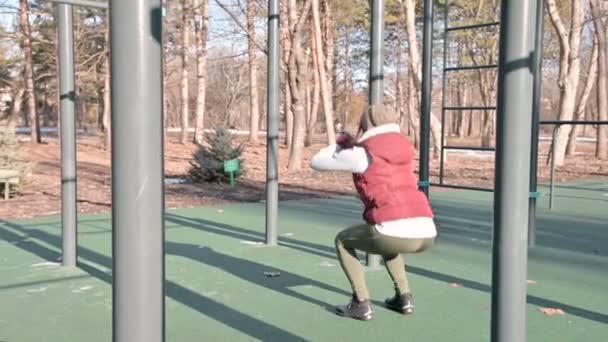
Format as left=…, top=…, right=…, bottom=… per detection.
left=311, top=105, right=437, bottom=321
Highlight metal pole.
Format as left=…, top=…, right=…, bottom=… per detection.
left=47, top=0, right=107, bottom=9
left=419, top=0, right=433, bottom=196
left=110, top=0, right=165, bottom=341
left=528, top=0, right=544, bottom=247
left=369, top=0, right=384, bottom=104
left=57, top=3, right=77, bottom=267
left=438, top=0, right=448, bottom=185
left=491, top=0, right=536, bottom=340
left=549, top=126, right=558, bottom=210
left=366, top=0, right=384, bottom=269
left=265, top=0, right=279, bottom=246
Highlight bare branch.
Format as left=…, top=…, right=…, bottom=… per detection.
left=545, top=0, right=570, bottom=51
left=214, top=0, right=268, bottom=55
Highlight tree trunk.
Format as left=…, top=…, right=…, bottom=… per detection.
left=546, top=0, right=584, bottom=166
left=468, top=110, right=475, bottom=137
left=180, top=0, right=190, bottom=144
left=458, top=81, right=468, bottom=138
left=281, top=0, right=294, bottom=148
left=401, top=0, right=441, bottom=157
left=194, top=0, right=209, bottom=145
left=395, top=27, right=406, bottom=131
left=101, top=15, right=111, bottom=150
left=247, top=0, right=260, bottom=143
left=312, top=0, right=335, bottom=144
left=591, top=0, right=607, bottom=159
left=566, top=38, right=598, bottom=156
left=287, top=0, right=312, bottom=171
left=476, top=68, right=496, bottom=147
left=343, top=28, right=352, bottom=127
left=407, top=72, right=419, bottom=149
left=9, top=87, right=25, bottom=127
left=322, top=0, right=336, bottom=116
left=306, top=25, right=320, bottom=147
left=19, top=0, right=39, bottom=143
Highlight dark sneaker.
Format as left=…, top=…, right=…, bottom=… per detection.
left=385, top=293, right=414, bottom=314
left=335, top=295, right=373, bottom=321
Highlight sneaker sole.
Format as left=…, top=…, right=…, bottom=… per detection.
left=335, top=310, right=373, bottom=321
left=385, top=305, right=414, bottom=315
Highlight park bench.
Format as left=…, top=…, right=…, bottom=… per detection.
left=0, top=169, right=20, bottom=200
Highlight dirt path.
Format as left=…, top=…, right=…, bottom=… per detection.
left=1, top=134, right=606, bottom=219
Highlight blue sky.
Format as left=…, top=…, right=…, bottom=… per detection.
left=0, top=0, right=245, bottom=50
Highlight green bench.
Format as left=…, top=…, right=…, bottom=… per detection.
left=0, top=169, right=20, bottom=200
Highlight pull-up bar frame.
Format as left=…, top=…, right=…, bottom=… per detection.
left=47, top=0, right=107, bottom=9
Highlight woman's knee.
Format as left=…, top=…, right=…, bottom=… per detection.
left=335, top=231, right=346, bottom=248
left=415, top=237, right=435, bottom=252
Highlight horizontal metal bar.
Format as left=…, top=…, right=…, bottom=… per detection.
left=431, top=183, right=494, bottom=192
left=443, top=145, right=496, bottom=151
left=446, top=21, right=500, bottom=32
left=444, top=64, right=498, bottom=72
left=540, top=120, right=608, bottom=125
left=45, top=0, right=107, bottom=9
left=443, top=106, right=496, bottom=111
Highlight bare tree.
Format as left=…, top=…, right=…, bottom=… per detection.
left=194, top=0, right=209, bottom=144
left=246, top=0, right=260, bottom=143
left=322, top=0, right=337, bottom=135
left=180, top=0, right=191, bottom=144
left=400, top=0, right=441, bottom=157
left=590, top=0, right=607, bottom=159
left=342, top=27, right=352, bottom=128
left=287, top=0, right=312, bottom=171
left=546, top=0, right=585, bottom=166
left=395, top=25, right=406, bottom=130
left=102, top=15, right=111, bottom=150
left=566, top=36, right=598, bottom=156
left=281, top=0, right=294, bottom=148
left=312, top=0, right=335, bottom=144
left=19, top=0, right=39, bottom=143
left=305, top=25, right=320, bottom=146
left=10, top=87, right=25, bottom=127
left=407, top=71, right=419, bottom=148
left=218, top=61, right=248, bottom=127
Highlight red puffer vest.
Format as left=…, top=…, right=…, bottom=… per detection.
left=353, top=128, right=433, bottom=224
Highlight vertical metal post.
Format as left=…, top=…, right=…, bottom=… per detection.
left=57, top=3, right=77, bottom=268
left=528, top=0, right=544, bottom=246
left=438, top=0, right=448, bottom=184
left=419, top=0, right=434, bottom=196
left=366, top=0, right=384, bottom=269
left=110, top=0, right=165, bottom=341
left=491, top=0, right=536, bottom=340
left=549, top=125, right=558, bottom=210
left=369, top=0, right=384, bottom=104
left=265, top=0, right=280, bottom=246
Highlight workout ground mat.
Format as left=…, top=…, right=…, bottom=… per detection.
left=1, top=182, right=607, bottom=341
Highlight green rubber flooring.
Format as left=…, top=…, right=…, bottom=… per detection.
left=1, top=182, right=607, bottom=341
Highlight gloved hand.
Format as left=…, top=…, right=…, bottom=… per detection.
left=336, top=132, right=357, bottom=149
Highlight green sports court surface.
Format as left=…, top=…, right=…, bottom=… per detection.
left=1, top=181, right=607, bottom=341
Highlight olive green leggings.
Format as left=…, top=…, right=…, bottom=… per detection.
left=334, top=224, right=434, bottom=301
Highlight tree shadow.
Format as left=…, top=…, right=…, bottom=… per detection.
left=164, top=213, right=608, bottom=325
left=167, top=243, right=351, bottom=308
left=431, top=199, right=608, bottom=256
left=0, top=220, right=307, bottom=341
left=276, top=196, right=608, bottom=257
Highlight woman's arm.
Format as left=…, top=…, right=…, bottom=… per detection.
left=310, top=144, right=370, bottom=173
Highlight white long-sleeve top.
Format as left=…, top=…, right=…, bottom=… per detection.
left=310, top=124, right=437, bottom=239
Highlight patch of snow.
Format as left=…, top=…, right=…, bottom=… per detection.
left=26, top=286, right=49, bottom=293
left=31, top=261, right=60, bottom=268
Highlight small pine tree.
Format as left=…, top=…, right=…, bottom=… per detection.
left=0, top=123, right=31, bottom=195
left=188, top=127, right=244, bottom=183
